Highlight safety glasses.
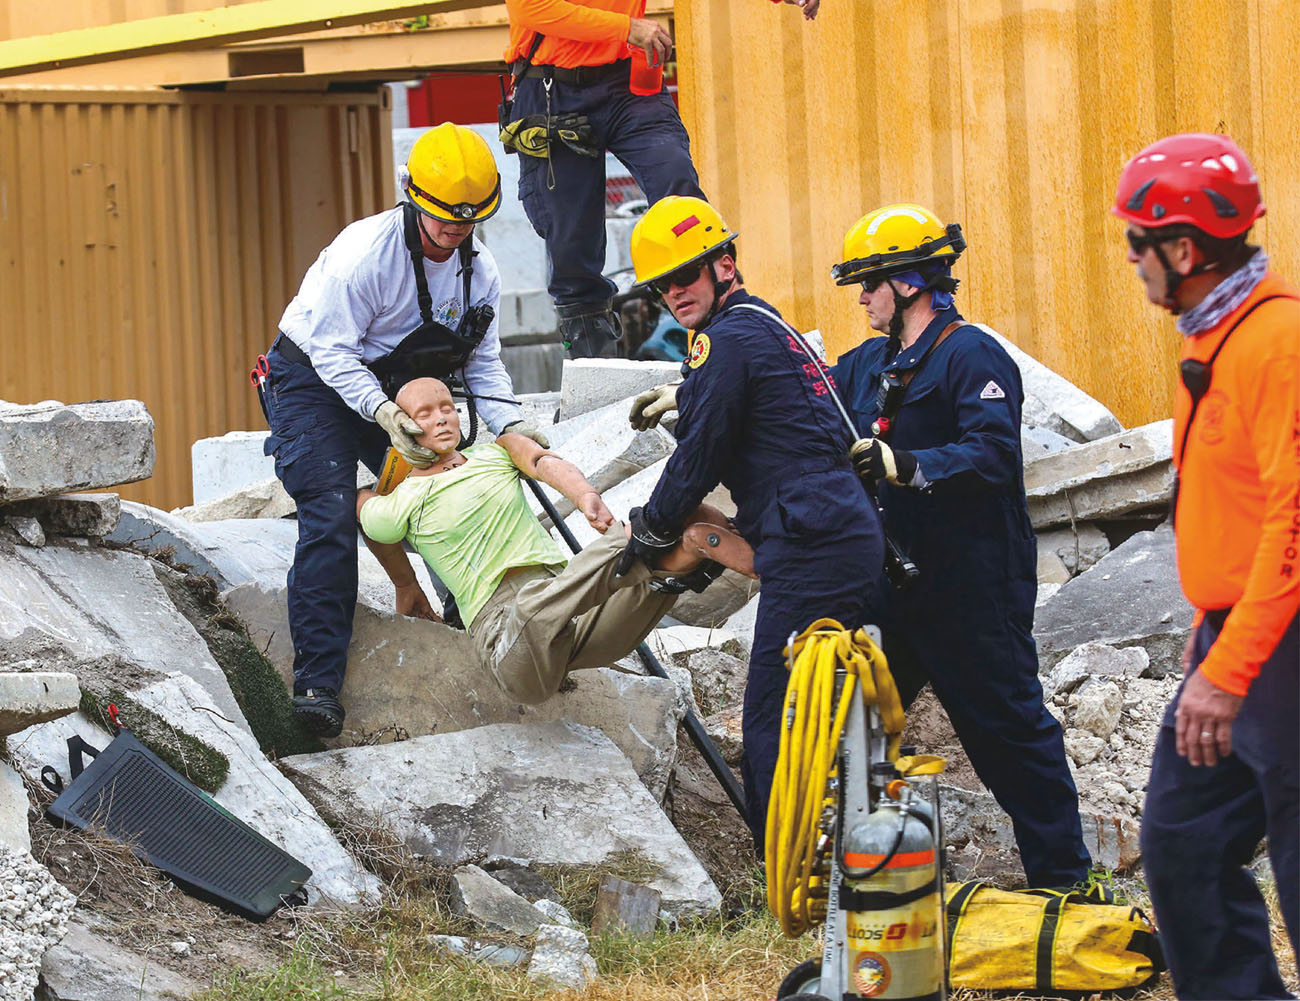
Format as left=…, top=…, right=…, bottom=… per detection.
left=649, top=260, right=707, bottom=296
left=860, top=277, right=886, bottom=294
left=1125, top=229, right=1164, bottom=255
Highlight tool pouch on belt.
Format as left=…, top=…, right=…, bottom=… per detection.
left=945, top=881, right=1165, bottom=993
left=498, top=32, right=546, bottom=145
left=366, top=203, right=493, bottom=399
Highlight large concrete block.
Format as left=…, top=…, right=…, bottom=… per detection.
left=1034, top=525, right=1194, bottom=677
left=0, top=399, right=154, bottom=502
left=6, top=673, right=382, bottom=907
left=226, top=583, right=682, bottom=798
left=281, top=721, right=721, bottom=915
left=190, top=431, right=275, bottom=505
left=980, top=327, right=1122, bottom=443
left=1, top=493, right=120, bottom=538
left=0, top=544, right=249, bottom=731
left=0, top=672, right=80, bottom=738
left=1023, top=421, right=1174, bottom=529
left=557, top=360, right=681, bottom=422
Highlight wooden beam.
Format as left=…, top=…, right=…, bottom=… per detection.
left=0, top=0, right=497, bottom=78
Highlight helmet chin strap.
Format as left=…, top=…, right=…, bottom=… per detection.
left=416, top=210, right=469, bottom=255
left=694, top=258, right=733, bottom=329
left=886, top=282, right=926, bottom=343
left=1150, top=240, right=1218, bottom=316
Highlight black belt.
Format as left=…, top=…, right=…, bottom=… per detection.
left=521, top=59, right=626, bottom=87
left=273, top=333, right=313, bottom=369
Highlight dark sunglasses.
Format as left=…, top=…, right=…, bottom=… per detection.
left=860, top=277, right=886, bottom=294
left=1125, top=229, right=1164, bottom=255
left=649, top=260, right=707, bottom=296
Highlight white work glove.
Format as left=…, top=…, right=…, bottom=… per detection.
left=374, top=400, right=436, bottom=468
left=502, top=419, right=550, bottom=449
left=628, top=383, right=679, bottom=431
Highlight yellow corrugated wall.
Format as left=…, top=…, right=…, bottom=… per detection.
left=0, top=87, right=393, bottom=509
left=676, top=0, right=1298, bottom=428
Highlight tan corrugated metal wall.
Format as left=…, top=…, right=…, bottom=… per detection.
left=0, top=87, right=393, bottom=509
left=677, top=0, right=1299, bottom=428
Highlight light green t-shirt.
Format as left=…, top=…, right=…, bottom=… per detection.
left=359, top=442, right=567, bottom=628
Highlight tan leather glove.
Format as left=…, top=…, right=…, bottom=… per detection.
left=501, top=419, right=551, bottom=449
left=850, top=437, right=919, bottom=487
left=374, top=400, right=436, bottom=468
left=628, top=383, right=679, bottom=431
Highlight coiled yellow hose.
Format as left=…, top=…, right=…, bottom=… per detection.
left=765, top=618, right=905, bottom=938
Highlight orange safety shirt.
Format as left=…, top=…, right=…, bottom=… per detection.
left=503, top=0, right=638, bottom=70
left=1173, top=272, right=1300, bottom=696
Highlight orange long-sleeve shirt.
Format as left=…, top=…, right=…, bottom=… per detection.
left=1174, top=272, right=1300, bottom=696
left=503, top=0, right=638, bottom=69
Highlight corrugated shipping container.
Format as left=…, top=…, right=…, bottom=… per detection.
left=0, top=86, right=393, bottom=509
left=676, top=0, right=1299, bottom=428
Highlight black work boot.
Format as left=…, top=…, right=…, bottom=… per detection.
left=557, top=303, right=621, bottom=359
left=293, top=687, right=344, bottom=738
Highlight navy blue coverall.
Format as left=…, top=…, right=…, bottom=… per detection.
left=511, top=66, right=703, bottom=319
left=832, top=306, right=1091, bottom=888
left=642, top=290, right=884, bottom=850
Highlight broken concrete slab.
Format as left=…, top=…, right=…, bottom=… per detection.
left=557, top=359, right=680, bottom=422
left=37, top=918, right=201, bottom=1001
left=1023, top=420, right=1174, bottom=529
left=6, top=515, right=45, bottom=547
left=6, top=672, right=381, bottom=908
left=191, top=430, right=275, bottom=505
left=2, top=494, right=120, bottom=539
left=452, top=865, right=546, bottom=936
left=1021, top=425, right=1078, bottom=459
left=722, top=595, right=760, bottom=658
left=1036, top=546, right=1071, bottom=586
left=0, top=762, right=29, bottom=854
left=681, top=648, right=749, bottom=716
left=109, top=503, right=434, bottom=614
left=644, top=625, right=745, bottom=664
left=228, top=582, right=682, bottom=797
left=1035, top=523, right=1110, bottom=577
left=529, top=416, right=675, bottom=522
left=0, top=843, right=76, bottom=1001
left=0, top=672, right=80, bottom=738
left=0, top=399, right=155, bottom=503
left=280, top=721, right=721, bottom=915
left=173, top=477, right=295, bottom=523
left=1034, top=525, right=1193, bottom=677
left=979, top=327, right=1122, bottom=443
left=527, top=924, right=598, bottom=990
left=515, top=391, right=561, bottom=430
left=0, top=544, right=249, bottom=731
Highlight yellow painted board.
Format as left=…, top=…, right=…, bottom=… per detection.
left=0, top=0, right=496, bottom=77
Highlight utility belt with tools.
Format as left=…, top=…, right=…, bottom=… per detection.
left=498, top=32, right=600, bottom=163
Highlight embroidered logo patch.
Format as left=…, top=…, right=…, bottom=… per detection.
left=687, top=332, right=711, bottom=369
left=979, top=380, right=1006, bottom=400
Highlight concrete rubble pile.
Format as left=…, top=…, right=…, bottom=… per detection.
left=0, top=340, right=1188, bottom=990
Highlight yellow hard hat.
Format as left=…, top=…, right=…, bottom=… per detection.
left=406, top=122, right=501, bottom=223
left=831, top=203, right=964, bottom=286
left=631, top=196, right=737, bottom=289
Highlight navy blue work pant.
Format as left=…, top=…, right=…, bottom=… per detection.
left=882, top=578, right=1091, bottom=888
left=511, top=65, right=703, bottom=312
left=743, top=527, right=883, bottom=855
left=258, top=342, right=389, bottom=695
left=1141, top=612, right=1299, bottom=1000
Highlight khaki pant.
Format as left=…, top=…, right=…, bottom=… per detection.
left=469, top=525, right=678, bottom=704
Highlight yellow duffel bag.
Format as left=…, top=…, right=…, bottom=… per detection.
left=945, top=881, right=1165, bottom=993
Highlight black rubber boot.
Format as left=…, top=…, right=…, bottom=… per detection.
left=293, top=687, right=345, bottom=738
left=557, top=303, right=621, bottom=359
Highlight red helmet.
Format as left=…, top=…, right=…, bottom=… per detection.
left=1113, top=133, right=1265, bottom=239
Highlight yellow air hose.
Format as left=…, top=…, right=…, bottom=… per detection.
left=765, top=618, right=908, bottom=938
